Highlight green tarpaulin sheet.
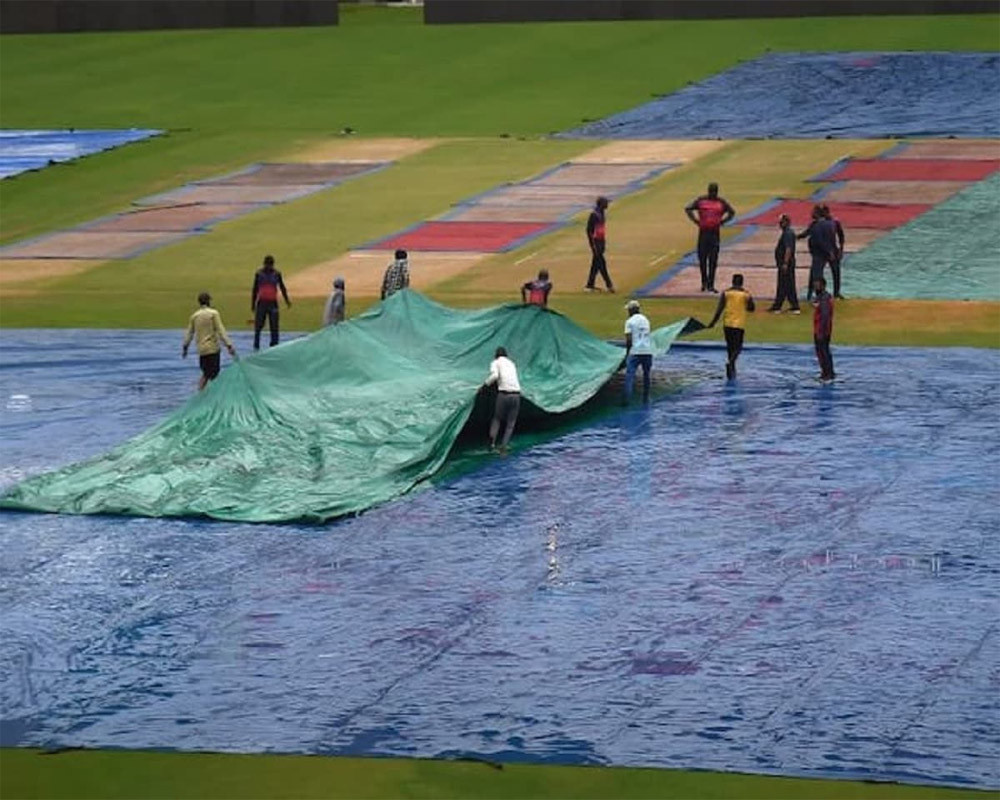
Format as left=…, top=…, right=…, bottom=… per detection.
left=1, top=292, right=689, bottom=523
left=844, top=173, right=1000, bottom=301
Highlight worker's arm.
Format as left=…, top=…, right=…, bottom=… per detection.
left=721, top=199, right=736, bottom=225
left=278, top=272, right=291, bottom=308
left=521, top=283, right=530, bottom=304
left=796, top=223, right=812, bottom=240
left=707, top=293, right=726, bottom=328
left=747, top=294, right=756, bottom=313
left=250, top=272, right=259, bottom=311
left=215, top=312, right=236, bottom=355
left=484, top=360, right=499, bottom=387
left=402, top=265, right=410, bottom=289
left=835, top=220, right=845, bottom=251
left=380, top=267, right=389, bottom=300
left=684, top=199, right=700, bottom=226
left=181, top=316, right=195, bottom=357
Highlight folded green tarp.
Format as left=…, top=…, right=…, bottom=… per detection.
left=0, top=292, right=689, bottom=523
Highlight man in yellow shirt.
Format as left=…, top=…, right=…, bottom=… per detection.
left=707, top=273, right=755, bottom=380
left=182, top=292, right=237, bottom=391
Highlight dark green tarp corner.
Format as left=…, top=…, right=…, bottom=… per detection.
left=0, top=292, right=689, bottom=523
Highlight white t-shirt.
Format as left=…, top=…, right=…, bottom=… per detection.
left=487, top=356, right=521, bottom=392
left=624, top=313, right=652, bottom=356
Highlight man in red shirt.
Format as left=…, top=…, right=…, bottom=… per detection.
left=812, top=276, right=835, bottom=382
left=585, top=197, right=614, bottom=293
left=685, top=182, right=736, bottom=293
left=251, top=254, right=292, bottom=350
left=521, top=268, right=552, bottom=307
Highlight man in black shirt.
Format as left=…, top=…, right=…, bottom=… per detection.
left=585, top=197, right=614, bottom=292
left=798, top=205, right=837, bottom=302
left=820, top=204, right=846, bottom=299
left=769, top=214, right=800, bottom=314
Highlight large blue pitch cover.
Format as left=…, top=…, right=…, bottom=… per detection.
left=562, top=52, right=1000, bottom=140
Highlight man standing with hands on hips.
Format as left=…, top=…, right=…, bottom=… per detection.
left=623, top=299, right=653, bottom=405
left=685, top=182, right=736, bottom=293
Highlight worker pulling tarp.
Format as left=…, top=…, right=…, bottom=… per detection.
left=0, top=291, right=689, bottom=523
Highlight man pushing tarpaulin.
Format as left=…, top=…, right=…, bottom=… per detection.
left=0, top=291, right=690, bottom=523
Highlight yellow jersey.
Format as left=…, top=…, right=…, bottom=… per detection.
left=183, top=307, right=233, bottom=356
left=722, top=288, right=752, bottom=329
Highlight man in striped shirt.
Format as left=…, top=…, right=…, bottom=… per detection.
left=381, top=249, right=410, bottom=300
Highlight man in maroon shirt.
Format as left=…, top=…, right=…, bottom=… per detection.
left=685, top=182, right=736, bottom=293
left=812, top=276, right=835, bottom=382
left=585, top=197, right=614, bottom=292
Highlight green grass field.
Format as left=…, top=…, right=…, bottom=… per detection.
left=2, top=748, right=994, bottom=800
left=1, top=7, right=999, bottom=798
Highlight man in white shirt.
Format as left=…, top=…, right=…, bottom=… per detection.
left=484, top=346, right=521, bottom=454
left=623, top=299, right=653, bottom=404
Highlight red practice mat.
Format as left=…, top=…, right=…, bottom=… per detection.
left=739, top=199, right=932, bottom=230
left=362, top=221, right=553, bottom=252
left=824, top=158, right=999, bottom=182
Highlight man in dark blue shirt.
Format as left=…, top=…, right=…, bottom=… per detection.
left=797, top=205, right=837, bottom=302
left=769, top=214, right=800, bottom=314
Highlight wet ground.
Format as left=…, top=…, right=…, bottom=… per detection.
left=1, top=330, right=997, bottom=788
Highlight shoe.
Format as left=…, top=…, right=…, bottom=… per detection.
left=608, top=286, right=616, bottom=293
left=710, top=287, right=719, bottom=294
left=769, top=308, right=782, bottom=314
left=790, top=308, right=801, bottom=315
left=584, top=286, right=595, bottom=292
left=725, top=362, right=734, bottom=380
left=835, top=294, right=846, bottom=300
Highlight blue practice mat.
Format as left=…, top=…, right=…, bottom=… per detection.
left=561, top=52, right=1000, bottom=140
left=1, top=331, right=997, bottom=789
left=0, top=129, right=162, bottom=179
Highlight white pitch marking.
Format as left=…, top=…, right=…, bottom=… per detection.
left=515, top=250, right=540, bottom=266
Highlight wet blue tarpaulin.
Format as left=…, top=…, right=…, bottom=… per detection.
left=561, top=52, right=1000, bottom=140
left=1, top=332, right=998, bottom=788
left=0, top=129, right=162, bottom=179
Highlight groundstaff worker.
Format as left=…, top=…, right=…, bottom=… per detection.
left=685, top=182, right=736, bottom=293
left=182, top=292, right=236, bottom=391
left=623, top=299, right=653, bottom=405
left=251, top=254, right=291, bottom=350
left=708, top=273, right=755, bottom=380
left=484, top=346, right=521, bottom=455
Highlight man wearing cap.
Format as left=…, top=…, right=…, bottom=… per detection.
left=685, top=182, right=736, bottom=293
left=623, top=299, right=653, bottom=405
left=769, top=214, right=801, bottom=314
left=182, top=291, right=237, bottom=392
left=381, top=249, right=410, bottom=300
left=323, top=277, right=346, bottom=326
left=585, top=197, right=615, bottom=293
left=707, top=273, right=756, bottom=380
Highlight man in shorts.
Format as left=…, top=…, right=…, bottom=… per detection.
left=707, top=273, right=756, bottom=380
left=182, top=292, right=237, bottom=391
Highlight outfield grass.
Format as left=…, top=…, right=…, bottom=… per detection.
left=1, top=748, right=992, bottom=800
left=1, top=7, right=998, bottom=242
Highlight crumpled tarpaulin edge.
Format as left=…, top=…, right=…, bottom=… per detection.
left=0, top=292, right=691, bottom=524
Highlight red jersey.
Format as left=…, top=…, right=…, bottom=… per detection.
left=813, top=291, right=834, bottom=337
left=687, top=195, right=734, bottom=231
